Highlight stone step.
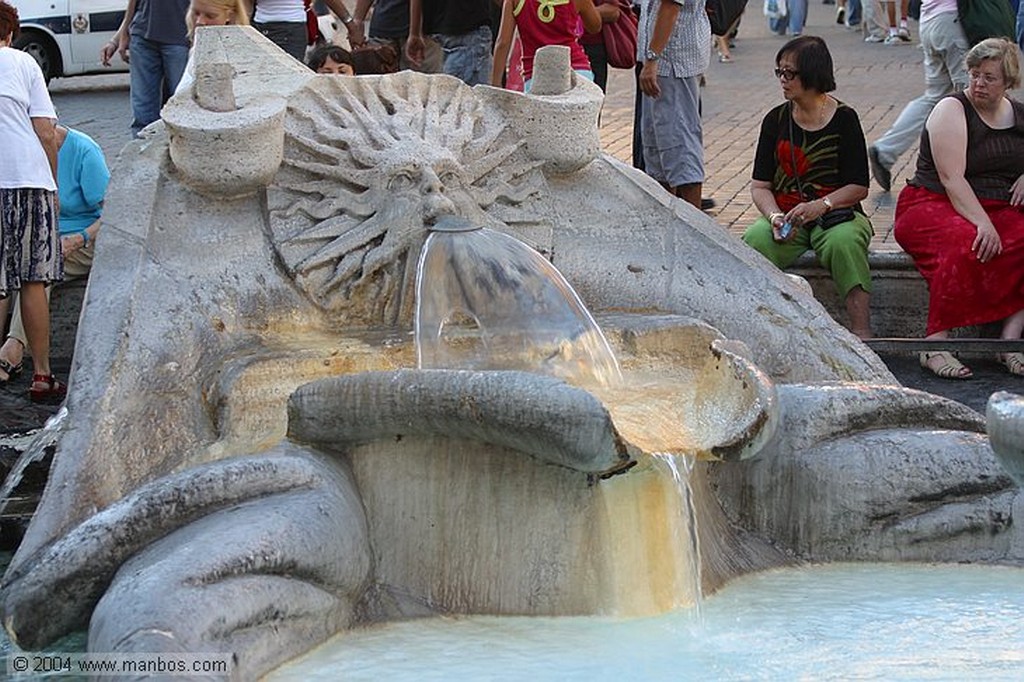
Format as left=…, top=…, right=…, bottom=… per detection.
left=789, top=251, right=997, bottom=340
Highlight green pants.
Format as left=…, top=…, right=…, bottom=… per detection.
left=742, top=212, right=874, bottom=299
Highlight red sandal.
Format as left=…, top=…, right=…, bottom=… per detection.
left=29, top=373, right=67, bottom=403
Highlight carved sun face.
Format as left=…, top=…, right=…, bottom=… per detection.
left=266, top=73, right=544, bottom=326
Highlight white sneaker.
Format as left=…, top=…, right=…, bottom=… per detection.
left=883, top=33, right=902, bottom=45
left=865, top=33, right=885, bottom=43
left=898, top=26, right=911, bottom=41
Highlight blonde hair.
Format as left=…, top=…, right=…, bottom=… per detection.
left=186, top=0, right=250, bottom=39
left=965, top=37, right=1021, bottom=90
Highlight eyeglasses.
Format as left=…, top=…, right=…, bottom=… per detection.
left=968, top=71, right=1002, bottom=85
left=774, top=68, right=800, bottom=81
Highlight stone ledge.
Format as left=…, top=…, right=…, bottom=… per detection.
left=789, top=251, right=996, bottom=339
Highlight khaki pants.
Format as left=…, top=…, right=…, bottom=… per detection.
left=5, top=242, right=93, bottom=348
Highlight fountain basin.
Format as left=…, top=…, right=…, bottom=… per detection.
left=266, top=563, right=1024, bottom=680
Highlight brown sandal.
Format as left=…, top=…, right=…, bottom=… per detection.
left=0, top=358, right=23, bottom=383
left=999, top=352, right=1024, bottom=376
left=29, top=373, right=67, bottom=403
left=919, top=351, right=973, bottom=380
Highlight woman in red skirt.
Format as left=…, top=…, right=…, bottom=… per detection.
left=894, top=38, right=1024, bottom=379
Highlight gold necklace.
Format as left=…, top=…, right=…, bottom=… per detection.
left=796, top=96, right=829, bottom=127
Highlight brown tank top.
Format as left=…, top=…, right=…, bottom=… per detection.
left=910, top=91, right=1024, bottom=201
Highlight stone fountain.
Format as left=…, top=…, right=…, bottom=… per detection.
left=2, top=27, right=1022, bottom=680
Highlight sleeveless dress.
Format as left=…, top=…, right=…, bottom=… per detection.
left=894, top=92, right=1024, bottom=335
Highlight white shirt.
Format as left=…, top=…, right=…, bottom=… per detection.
left=253, top=0, right=306, bottom=23
left=0, top=47, right=57, bottom=190
left=919, top=0, right=959, bottom=24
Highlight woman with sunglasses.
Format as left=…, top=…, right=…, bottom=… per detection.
left=743, top=35, right=874, bottom=340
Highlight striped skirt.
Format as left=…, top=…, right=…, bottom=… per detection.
left=0, top=187, right=63, bottom=298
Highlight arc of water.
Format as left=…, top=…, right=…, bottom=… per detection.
left=414, top=220, right=621, bottom=389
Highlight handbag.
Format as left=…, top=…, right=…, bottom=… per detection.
left=305, top=0, right=323, bottom=46
left=763, top=0, right=787, bottom=19
left=956, top=0, right=1016, bottom=46
left=601, top=0, right=639, bottom=70
left=787, top=104, right=857, bottom=230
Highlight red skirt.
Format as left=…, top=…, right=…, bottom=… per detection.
left=894, top=184, right=1024, bottom=336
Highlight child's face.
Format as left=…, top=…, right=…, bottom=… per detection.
left=318, top=57, right=355, bottom=75
left=191, top=0, right=235, bottom=27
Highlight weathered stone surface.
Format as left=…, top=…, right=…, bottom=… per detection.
left=288, top=369, right=636, bottom=475
left=2, top=447, right=367, bottom=651
left=710, top=384, right=1021, bottom=563
left=988, top=391, right=1024, bottom=486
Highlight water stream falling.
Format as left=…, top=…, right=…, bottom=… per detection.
left=0, top=407, right=66, bottom=518
left=414, top=218, right=621, bottom=388
left=654, top=453, right=704, bottom=621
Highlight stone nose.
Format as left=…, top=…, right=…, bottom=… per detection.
left=423, top=192, right=457, bottom=224
left=420, top=168, right=456, bottom=222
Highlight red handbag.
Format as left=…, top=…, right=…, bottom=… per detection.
left=304, top=0, right=323, bottom=46
left=601, top=0, right=638, bottom=70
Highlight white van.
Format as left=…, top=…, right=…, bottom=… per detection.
left=11, top=1, right=128, bottom=82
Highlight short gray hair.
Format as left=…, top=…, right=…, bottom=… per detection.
left=965, top=38, right=1021, bottom=90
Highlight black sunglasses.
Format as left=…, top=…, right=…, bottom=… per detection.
left=774, top=68, right=800, bottom=81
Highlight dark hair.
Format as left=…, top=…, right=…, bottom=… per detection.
left=775, top=35, right=836, bottom=93
left=306, top=44, right=354, bottom=72
left=0, top=0, right=20, bottom=42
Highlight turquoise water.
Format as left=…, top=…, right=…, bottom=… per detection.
left=3, top=561, right=1022, bottom=680
left=267, top=563, right=1024, bottom=681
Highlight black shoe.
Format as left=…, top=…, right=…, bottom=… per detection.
left=701, top=197, right=716, bottom=211
left=868, top=145, right=891, bottom=192
left=836, top=6, right=846, bottom=23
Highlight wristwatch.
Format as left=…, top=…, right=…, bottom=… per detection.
left=821, top=195, right=834, bottom=211
left=645, top=48, right=660, bottom=62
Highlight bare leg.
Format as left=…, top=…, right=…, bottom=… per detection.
left=1001, top=309, right=1024, bottom=340
left=998, top=309, right=1024, bottom=375
left=844, top=286, right=872, bottom=339
left=716, top=36, right=732, bottom=62
left=19, top=282, right=51, bottom=379
left=0, top=296, right=10, bottom=381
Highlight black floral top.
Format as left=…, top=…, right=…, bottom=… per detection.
left=752, top=100, right=869, bottom=212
